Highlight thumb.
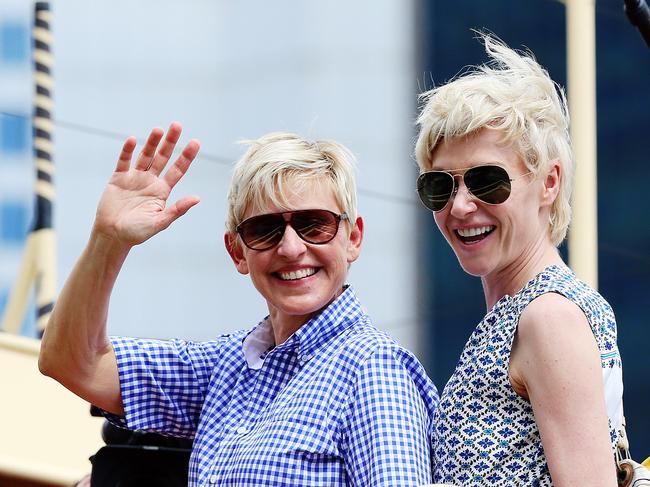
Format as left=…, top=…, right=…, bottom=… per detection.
left=158, top=196, right=201, bottom=231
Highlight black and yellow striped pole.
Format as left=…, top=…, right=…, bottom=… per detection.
left=1, top=2, right=56, bottom=336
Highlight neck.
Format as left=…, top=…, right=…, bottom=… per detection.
left=266, top=286, right=346, bottom=346
left=481, top=237, right=563, bottom=310
left=268, top=310, right=315, bottom=346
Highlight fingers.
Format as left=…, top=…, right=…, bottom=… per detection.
left=118, top=124, right=198, bottom=188
left=163, top=138, right=201, bottom=189
left=134, top=127, right=164, bottom=171
left=115, top=137, right=137, bottom=172
left=148, top=122, right=183, bottom=176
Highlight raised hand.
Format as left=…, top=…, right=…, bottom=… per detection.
left=93, top=122, right=201, bottom=247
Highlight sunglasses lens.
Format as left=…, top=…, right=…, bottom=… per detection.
left=465, top=165, right=511, bottom=204
left=291, top=210, right=340, bottom=244
left=417, top=172, right=455, bottom=211
left=238, top=214, right=285, bottom=250
left=236, top=210, right=342, bottom=250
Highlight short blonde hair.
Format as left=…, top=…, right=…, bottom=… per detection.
left=226, top=132, right=358, bottom=233
left=415, top=34, right=574, bottom=246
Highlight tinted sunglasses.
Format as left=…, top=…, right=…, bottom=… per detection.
left=236, top=209, right=349, bottom=251
left=416, top=164, right=530, bottom=212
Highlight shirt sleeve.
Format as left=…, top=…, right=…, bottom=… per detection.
left=105, top=335, right=229, bottom=438
left=341, top=346, right=438, bottom=486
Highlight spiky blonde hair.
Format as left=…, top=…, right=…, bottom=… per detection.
left=226, top=132, right=357, bottom=233
left=415, top=33, right=574, bottom=246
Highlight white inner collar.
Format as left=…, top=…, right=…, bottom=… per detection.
left=242, top=318, right=275, bottom=370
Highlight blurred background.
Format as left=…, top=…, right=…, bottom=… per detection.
left=1, top=0, right=648, bottom=483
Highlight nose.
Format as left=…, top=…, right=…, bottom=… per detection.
left=276, top=224, right=307, bottom=258
left=448, top=180, right=478, bottom=218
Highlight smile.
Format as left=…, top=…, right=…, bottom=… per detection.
left=276, top=268, right=318, bottom=281
left=455, top=225, right=495, bottom=244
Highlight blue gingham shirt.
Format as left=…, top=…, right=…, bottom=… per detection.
left=106, top=286, right=439, bottom=486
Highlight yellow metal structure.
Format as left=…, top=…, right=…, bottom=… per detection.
left=0, top=334, right=104, bottom=485
left=565, top=0, right=599, bottom=288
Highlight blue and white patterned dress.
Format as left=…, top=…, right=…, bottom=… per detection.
left=432, top=264, right=623, bottom=486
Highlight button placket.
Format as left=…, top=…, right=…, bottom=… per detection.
left=298, top=353, right=312, bottom=366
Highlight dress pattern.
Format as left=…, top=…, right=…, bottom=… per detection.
left=432, top=265, right=622, bottom=486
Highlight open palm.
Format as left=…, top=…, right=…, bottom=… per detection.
left=94, top=122, right=201, bottom=246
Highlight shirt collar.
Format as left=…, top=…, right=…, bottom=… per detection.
left=241, top=286, right=363, bottom=370
left=293, top=285, right=363, bottom=363
left=242, top=316, right=274, bottom=370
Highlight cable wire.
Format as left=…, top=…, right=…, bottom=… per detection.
left=0, top=110, right=419, bottom=206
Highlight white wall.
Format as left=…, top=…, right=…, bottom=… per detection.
left=48, top=1, right=422, bottom=353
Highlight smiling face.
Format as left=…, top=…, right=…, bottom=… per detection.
left=430, top=129, right=555, bottom=283
left=225, top=178, right=363, bottom=340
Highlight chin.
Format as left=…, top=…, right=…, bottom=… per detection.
left=279, top=296, right=330, bottom=316
left=456, top=258, right=492, bottom=278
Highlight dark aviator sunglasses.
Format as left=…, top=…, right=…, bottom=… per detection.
left=236, top=209, right=349, bottom=251
left=416, top=164, right=531, bottom=212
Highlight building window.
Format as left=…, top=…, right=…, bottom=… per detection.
left=0, top=21, right=29, bottom=64
left=0, top=201, right=29, bottom=244
left=0, top=113, right=29, bottom=155
left=0, top=290, right=7, bottom=315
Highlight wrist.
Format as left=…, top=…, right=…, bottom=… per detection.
left=87, top=228, right=132, bottom=269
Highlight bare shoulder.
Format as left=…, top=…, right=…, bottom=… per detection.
left=517, top=292, right=591, bottom=343
left=510, top=294, right=616, bottom=485
left=510, top=292, right=599, bottom=399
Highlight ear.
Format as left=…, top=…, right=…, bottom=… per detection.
left=541, top=161, right=561, bottom=208
left=346, top=216, right=364, bottom=264
left=224, top=232, right=249, bottom=275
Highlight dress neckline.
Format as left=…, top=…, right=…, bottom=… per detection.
left=486, top=264, right=568, bottom=316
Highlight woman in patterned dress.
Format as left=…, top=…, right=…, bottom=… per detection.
left=414, top=34, right=623, bottom=486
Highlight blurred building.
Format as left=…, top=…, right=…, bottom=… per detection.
left=1, top=0, right=421, bottom=349
left=0, top=1, right=34, bottom=336
left=1, top=2, right=421, bottom=481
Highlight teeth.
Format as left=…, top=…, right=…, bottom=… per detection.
left=278, top=268, right=317, bottom=280
left=457, top=226, right=494, bottom=238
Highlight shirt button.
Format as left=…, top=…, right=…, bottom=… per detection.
left=236, top=425, right=248, bottom=435
left=210, top=474, right=218, bottom=484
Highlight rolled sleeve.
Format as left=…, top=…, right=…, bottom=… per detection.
left=107, top=336, right=226, bottom=438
